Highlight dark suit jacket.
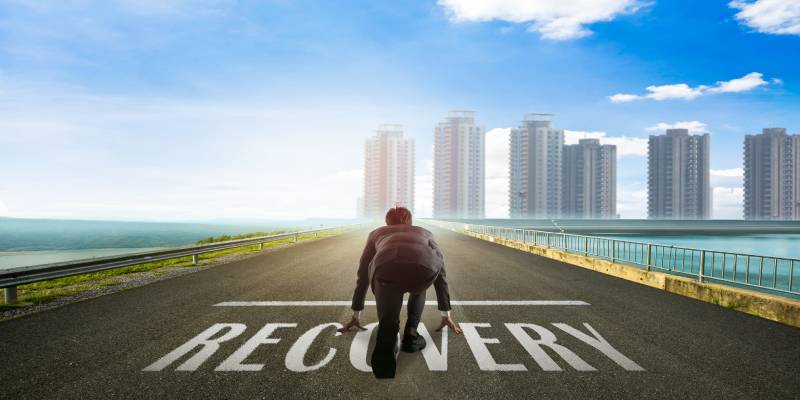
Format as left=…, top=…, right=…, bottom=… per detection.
left=350, top=224, right=452, bottom=312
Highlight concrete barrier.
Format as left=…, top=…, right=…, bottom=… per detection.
left=466, top=231, right=800, bottom=329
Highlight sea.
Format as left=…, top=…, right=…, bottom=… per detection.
left=0, top=217, right=358, bottom=270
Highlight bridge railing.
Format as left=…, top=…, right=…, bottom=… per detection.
left=0, top=224, right=364, bottom=305
left=427, top=220, right=799, bottom=298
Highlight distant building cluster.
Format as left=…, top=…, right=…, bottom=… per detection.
left=361, top=111, right=800, bottom=220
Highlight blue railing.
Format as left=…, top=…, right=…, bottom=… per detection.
left=429, top=220, right=799, bottom=297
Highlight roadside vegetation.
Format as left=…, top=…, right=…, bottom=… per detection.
left=0, top=228, right=349, bottom=312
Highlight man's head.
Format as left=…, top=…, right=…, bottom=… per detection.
left=385, top=207, right=412, bottom=226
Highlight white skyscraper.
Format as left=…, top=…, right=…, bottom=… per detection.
left=744, top=128, right=800, bottom=220
left=562, top=138, right=617, bottom=219
left=433, top=110, right=485, bottom=218
left=363, top=125, right=415, bottom=217
left=647, top=129, right=711, bottom=219
left=509, top=113, right=564, bottom=218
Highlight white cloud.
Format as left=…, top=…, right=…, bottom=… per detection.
left=608, top=93, right=641, bottom=103
left=711, top=168, right=744, bottom=178
left=326, top=169, right=363, bottom=182
left=438, top=0, right=645, bottom=40
left=617, top=185, right=647, bottom=219
left=564, top=130, right=648, bottom=156
left=415, top=159, right=434, bottom=218
left=646, top=121, right=708, bottom=133
left=713, top=187, right=744, bottom=219
left=729, top=0, right=800, bottom=35
left=486, top=128, right=510, bottom=218
left=706, top=72, right=768, bottom=93
left=711, top=168, right=744, bottom=191
left=609, top=72, right=772, bottom=102
left=644, top=83, right=706, bottom=100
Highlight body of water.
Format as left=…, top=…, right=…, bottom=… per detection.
left=600, top=233, right=800, bottom=259
left=0, top=247, right=169, bottom=269
left=0, top=217, right=358, bottom=270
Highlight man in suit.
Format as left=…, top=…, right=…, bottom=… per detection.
left=337, top=207, right=462, bottom=379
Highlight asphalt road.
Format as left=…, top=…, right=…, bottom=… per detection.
left=1, top=224, right=799, bottom=399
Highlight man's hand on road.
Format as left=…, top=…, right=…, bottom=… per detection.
left=435, top=316, right=463, bottom=334
left=337, top=317, right=368, bottom=333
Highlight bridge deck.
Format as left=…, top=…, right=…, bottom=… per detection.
left=1, top=225, right=798, bottom=399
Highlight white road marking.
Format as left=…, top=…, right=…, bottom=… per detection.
left=213, top=300, right=590, bottom=307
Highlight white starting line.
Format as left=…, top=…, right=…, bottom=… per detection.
left=214, top=300, right=590, bottom=307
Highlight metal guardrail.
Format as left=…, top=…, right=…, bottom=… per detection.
left=0, top=224, right=364, bottom=304
left=427, top=220, right=799, bottom=298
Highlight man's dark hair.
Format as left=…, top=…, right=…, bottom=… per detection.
left=385, top=207, right=412, bottom=226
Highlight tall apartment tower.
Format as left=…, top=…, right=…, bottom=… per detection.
left=743, top=128, right=800, bottom=220
left=509, top=113, right=564, bottom=218
left=647, top=129, right=711, bottom=219
left=433, top=110, right=485, bottom=218
left=363, top=124, right=415, bottom=217
left=562, top=139, right=617, bottom=218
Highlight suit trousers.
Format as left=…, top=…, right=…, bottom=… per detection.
left=372, top=262, right=436, bottom=342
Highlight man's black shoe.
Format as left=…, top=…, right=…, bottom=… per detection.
left=401, top=333, right=427, bottom=353
left=371, top=324, right=397, bottom=379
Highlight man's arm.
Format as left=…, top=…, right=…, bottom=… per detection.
left=428, top=236, right=462, bottom=334
left=429, top=237, right=451, bottom=312
left=350, top=232, right=376, bottom=312
left=433, top=266, right=452, bottom=312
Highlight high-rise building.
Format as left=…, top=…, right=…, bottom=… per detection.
left=509, top=113, right=564, bottom=218
left=562, top=138, right=617, bottom=218
left=647, top=129, right=711, bottom=219
left=433, top=110, right=485, bottom=218
left=743, top=128, right=800, bottom=220
left=363, top=124, right=414, bottom=217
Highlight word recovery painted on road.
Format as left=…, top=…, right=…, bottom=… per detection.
left=144, top=321, right=643, bottom=373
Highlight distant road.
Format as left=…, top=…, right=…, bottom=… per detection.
left=1, top=225, right=799, bottom=399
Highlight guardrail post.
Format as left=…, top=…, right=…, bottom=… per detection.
left=584, top=237, right=589, bottom=256
left=294, top=233, right=299, bottom=242
left=259, top=242, right=264, bottom=250
left=4, top=286, right=17, bottom=304
left=192, top=254, right=198, bottom=265
left=611, top=240, right=617, bottom=262
left=698, top=250, right=706, bottom=283
left=645, top=244, right=652, bottom=272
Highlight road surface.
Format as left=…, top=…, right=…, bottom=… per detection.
left=1, top=224, right=798, bottom=399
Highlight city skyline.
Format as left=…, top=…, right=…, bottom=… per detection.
left=1, top=1, right=798, bottom=221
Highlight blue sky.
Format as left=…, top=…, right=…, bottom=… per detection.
left=0, top=0, right=798, bottom=220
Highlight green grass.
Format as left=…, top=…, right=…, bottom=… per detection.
left=0, top=227, right=350, bottom=312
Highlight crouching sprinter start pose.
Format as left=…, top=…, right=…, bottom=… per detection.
left=337, top=207, right=463, bottom=379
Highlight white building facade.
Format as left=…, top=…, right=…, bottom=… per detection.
left=562, top=138, right=617, bottom=219
left=744, top=128, right=800, bottom=220
left=509, top=113, right=564, bottom=218
left=647, top=129, right=711, bottom=219
left=363, top=125, right=415, bottom=217
left=433, top=111, right=485, bottom=219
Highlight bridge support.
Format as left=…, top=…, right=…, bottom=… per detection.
left=4, top=286, right=17, bottom=305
